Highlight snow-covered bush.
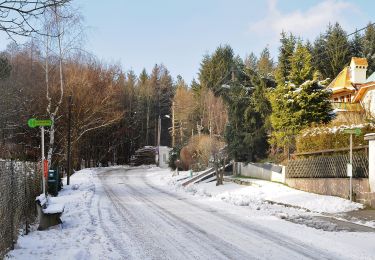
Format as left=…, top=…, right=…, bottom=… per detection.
left=296, top=123, right=375, bottom=153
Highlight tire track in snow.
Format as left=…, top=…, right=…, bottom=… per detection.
left=140, top=172, right=338, bottom=260
left=118, top=174, right=255, bottom=260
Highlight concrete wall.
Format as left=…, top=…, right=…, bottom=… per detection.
left=286, top=178, right=375, bottom=207
left=365, top=133, right=375, bottom=192
left=238, top=162, right=286, bottom=183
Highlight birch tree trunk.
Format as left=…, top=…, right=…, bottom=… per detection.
left=46, top=7, right=64, bottom=165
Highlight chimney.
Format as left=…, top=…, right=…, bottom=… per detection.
left=350, top=57, right=368, bottom=84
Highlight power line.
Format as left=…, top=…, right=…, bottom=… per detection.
left=311, top=22, right=375, bottom=62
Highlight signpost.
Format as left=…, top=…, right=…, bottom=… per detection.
left=343, top=128, right=362, bottom=201
left=28, top=118, right=53, bottom=195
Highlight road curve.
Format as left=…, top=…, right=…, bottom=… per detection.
left=95, top=167, right=336, bottom=260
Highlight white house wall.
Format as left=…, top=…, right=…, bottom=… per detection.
left=362, top=89, right=375, bottom=117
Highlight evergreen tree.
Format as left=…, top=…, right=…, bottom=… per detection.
left=159, top=65, right=174, bottom=146
left=293, top=80, right=333, bottom=127
left=311, top=33, right=326, bottom=78
left=270, top=79, right=333, bottom=155
left=257, top=47, right=274, bottom=78
left=363, top=23, right=375, bottom=75
left=275, top=31, right=296, bottom=85
left=313, top=23, right=351, bottom=80
left=350, top=30, right=364, bottom=58
left=288, top=42, right=313, bottom=85
left=198, top=45, right=242, bottom=95
left=224, top=70, right=271, bottom=162
left=190, top=78, right=201, bottom=93
left=244, top=52, right=258, bottom=72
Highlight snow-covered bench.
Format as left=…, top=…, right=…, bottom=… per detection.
left=35, top=194, right=64, bottom=230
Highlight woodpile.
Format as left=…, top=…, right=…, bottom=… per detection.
left=130, top=146, right=156, bottom=166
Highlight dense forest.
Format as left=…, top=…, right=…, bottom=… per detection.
left=0, top=5, right=375, bottom=170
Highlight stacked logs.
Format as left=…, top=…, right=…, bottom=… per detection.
left=130, top=146, right=156, bottom=166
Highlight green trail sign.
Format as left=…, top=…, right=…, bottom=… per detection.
left=27, top=118, right=53, bottom=128
left=343, top=128, right=362, bottom=136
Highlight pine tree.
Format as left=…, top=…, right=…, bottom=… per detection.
left=244, top=52, right=258, bottom=72
left=270, top=78, right=333, bottom=155
left=294, top=80, right=333, bottom=126
left=257, top=47, right=274, bottom=78
left=320, top=23, right=351, bottom=79
left=224, top=71, right=271, bottom=162
left=311, top=33, right=326, bottom=78
left=198, top=45, right=240, bottom=95
left=363, top=23, right=375, bottom=75
left=275, top=31, right=296, bottom=85
left=288, top=42, right=313, bottom=85
left=350, top=30, right=364, bottom=58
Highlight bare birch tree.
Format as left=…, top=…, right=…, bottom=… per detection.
left=0, top=0, right=70, bottom=38
left=37, top=4, right=83, bottom=164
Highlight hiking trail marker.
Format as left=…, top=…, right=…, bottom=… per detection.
left=28, top=118, right=53, bottom=195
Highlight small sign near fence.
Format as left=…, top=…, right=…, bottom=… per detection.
left=347, top=163, right=352, bottom=177
left=343, top=128, right=362, bottom=136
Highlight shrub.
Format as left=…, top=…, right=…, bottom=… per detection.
left=179, top=135, right=225, bottom=171
left=296, top=123, right=375, bottom=153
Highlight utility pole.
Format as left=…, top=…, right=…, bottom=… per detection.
left=349, top=133, right=353, bottom=201
left=67, top=95, right=72, bottom=185
left=157, top=115, right=161, bottom=166
left=172, top=101, right=175, bottom=147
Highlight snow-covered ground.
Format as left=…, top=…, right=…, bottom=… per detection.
left=6, top=166, right=375, bottom=260
left=162, top=171, right=364, bottom=214
left=6, top=167, right=129, bottom=260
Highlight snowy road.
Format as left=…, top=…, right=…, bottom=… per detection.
left=95, top=167, right=340, bottom=260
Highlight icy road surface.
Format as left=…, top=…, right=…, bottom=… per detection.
left=94, top=167, right=374, bottom=260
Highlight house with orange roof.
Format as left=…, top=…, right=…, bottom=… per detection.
left=327, top=57, right=375, bottom=119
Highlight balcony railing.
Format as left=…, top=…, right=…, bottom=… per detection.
left=331, top=102, right=364, bottom=112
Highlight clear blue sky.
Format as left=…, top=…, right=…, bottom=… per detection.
left=1, top=0, right=374, bottom=83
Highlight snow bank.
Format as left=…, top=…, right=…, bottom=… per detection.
left=162, top=172, right=363, bottom=214
left=6, top=168, right=117, bottom=260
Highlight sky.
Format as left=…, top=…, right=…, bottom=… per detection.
left=0, top=0, right=374, bottom=83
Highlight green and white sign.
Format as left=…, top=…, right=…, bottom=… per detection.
left=27, top=118, right=53, bottom=128
left=343, top=128, right=362, bottom=136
